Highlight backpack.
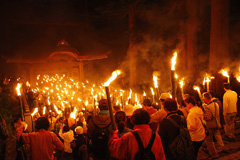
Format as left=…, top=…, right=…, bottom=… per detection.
left=203, top=105, right=214, bottom=121
left=167, top=115, right=196, bottom=160
left=71, top=135, right=88, bottom=160
left=91, top=122, right=111, bottom=158
left=132, top=131, right=156, bottom=160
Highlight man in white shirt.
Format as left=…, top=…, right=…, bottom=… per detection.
left=223, top=83, right=238, bottom=140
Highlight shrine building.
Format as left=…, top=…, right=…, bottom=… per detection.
left=6, top=39, right=110, bottom=84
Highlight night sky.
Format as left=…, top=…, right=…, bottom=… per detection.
left=0, top=0, right=240, bottom=89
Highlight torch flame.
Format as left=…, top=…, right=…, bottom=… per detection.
left=128, top=89, right=132, bottom=100
left=143, top=92, right=146, bottom=96
left=16, top=83, right=21, bottom=96
left=179, top=78, right=184, bottom=88
left=135, top=93, right=138, bottom=103
left=175, top=74, right=178, bottom=79
left=206, top=77, right=210, bottom=83
left=237, top=75, right=240, bottom=82
left=168, top=93, right=173, bottom=98
left=220, top=69, right=229, bottom=78
left=43, top=107, right=46, bottom=115
left=26, top=81, right=30, bottom=87
left=193, top=85, right=200, bottom=92
left=203, top=74, right=214, bottom=85
left=85, top=101, right=88, bottom=106
left=31, top=108, right=38, bottom=116
left=54, top=105, right=60, bottom=115
left=150, top=87, right=154, bottom=95
left=153, top=76, right=158, bottom=88
left=61, top=101, right=65, bottom=109
left=120, top=90, right=124, bottom=97
left=235, top=67, right=240, bottom=82
left=104, top=70, right=121, bottom=86
left=171, top=52, right=177, bottom=71
left=203, top=78, right=206, bottom=85
left=70, top=107, right=77, bottom=119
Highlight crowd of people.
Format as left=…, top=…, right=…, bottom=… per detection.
left=0, top=81, right=239, bottom=160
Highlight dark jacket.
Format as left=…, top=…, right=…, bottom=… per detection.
left=158, top=111, right=187, bottom=160
left=72, top=134, right=87, bottom=160
left=87, top=111, right=113, bottom=159
left=87, top=112, right=113, bottom=139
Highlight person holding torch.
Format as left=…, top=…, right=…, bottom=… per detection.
left=19, top=117, right=64, bottom=160
left=109, top=108, right=166, bottom=160
left=87, top=99, right=113, bottom=160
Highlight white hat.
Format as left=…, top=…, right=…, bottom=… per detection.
left=160, top=93, right=171, bottom=100
left=75, top=126, right=83, bottom=135
left=124, top=104, right=134, bottom=116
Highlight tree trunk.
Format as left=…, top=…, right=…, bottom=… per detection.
left=129, top=4, right=137, bottom=88
left=209, top=0, right=229, bottom=72
left=186, top=0, right=199, bottom=78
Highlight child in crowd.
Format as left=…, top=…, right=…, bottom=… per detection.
left=59, top=125, right=74, bottom=159
left=71, top=126, right=88, bottom=160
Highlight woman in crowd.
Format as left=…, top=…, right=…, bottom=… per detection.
left=185, top=96, right=206, bottom=157
left=115, top=111, right=132, bottom=137
left=109, top=108, right=165, bottom=160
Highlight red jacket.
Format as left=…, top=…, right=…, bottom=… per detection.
left=109, top=124, right=166, bottom=160
left=21, top=129, right=64, bottom=160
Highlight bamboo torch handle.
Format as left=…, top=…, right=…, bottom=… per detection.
left=105, top=87, right=116, bottom=131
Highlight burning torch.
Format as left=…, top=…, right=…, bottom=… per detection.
left=153, top=75, right=159, bottom=103
left=235, top=67, right=240, bottom=83
left=220, top=69, right=230, bottom=83
left=171, top=52, right=177, bottom=100
left=103, top=70, right=121, bottom=131
left=203, top=74, right=214, bottom=92
left=16, top=83, right=24, bottom=121
left=143, top=91, right=146, bottom=100
left=193, top=85, right=204, bottom=104
left=120, top=90, right=124, bottom=110
left=31, top=108, right=38, bottom=132
left=150, top=88, right=155, bottom=103
left=179, top=78, right=184, bottom=99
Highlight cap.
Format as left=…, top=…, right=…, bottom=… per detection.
left=160, top=93, right=171, bottom=101
left=124, top=104, right=134, bottom=116
left=98, top=99, right=108, bottom=110
left=75, top=126, right=83, bottom=135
